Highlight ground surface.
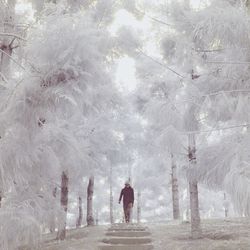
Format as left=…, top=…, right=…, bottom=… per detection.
left=42, top=226, right=107, bottom=250
left=40, top=218, right=250, bottom=250
left=152, top=218, right=250, bottom=250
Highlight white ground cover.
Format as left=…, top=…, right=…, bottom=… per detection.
left=40, top=218, right=250, bottom=250
left=151, top=218, right=250, bottom=250
left=41, top=226, right=107, bottom=250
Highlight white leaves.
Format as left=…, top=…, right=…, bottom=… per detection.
left=210, top=92, right=234, bottom=122
left=161, top=37, right=176, bottom=60
left=122, top=0, right=137, bottom=13
left=233, top=95, right=250, bottom=123
left=0, top=2, right=123, bottom=248
left=116, top=26, right=141, bottom=55
left=193, top=1, right=250, bottom=48
left=135, top=0, right=250, bottom=220
left=93, top=0, right=116, bottom=25
left=0, top=207, right=41, bottom=250
left=224, top=161, right=250, bottom=216
left=158, top=125, right=183, bottom=154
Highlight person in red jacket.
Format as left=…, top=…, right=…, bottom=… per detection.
left=119, top=181, right=134, bottom=223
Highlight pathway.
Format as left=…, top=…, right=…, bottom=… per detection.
left=99, top=223, right=154, bottom=250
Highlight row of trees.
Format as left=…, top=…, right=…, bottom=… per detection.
left=130, top=0, right=250, bottom=238
left=2, top=0, right=250, bottom=248
left=0, top=0, right=136, bottom=249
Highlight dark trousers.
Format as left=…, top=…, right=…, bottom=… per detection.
left=123, top=203, right=133, bottom=223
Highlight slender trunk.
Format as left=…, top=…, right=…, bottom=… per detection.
left=95, top=209, right=99, bottom=225
left=185, top=182, right=190, bottom=221
left=87, top=176, right=94, bottom=226
left=76, top=196, right=83, bottom=228
left=188, top=134, right=202, bottom=238
left=224, top=193, right=228, bottom=218
left=137, top=190, right=141, bottom=223
left=49, top=187, right=57, bottom=233
left=57, top=171, right=69, bottom=240
left=171, top=154, right=180, bottom=220
left=128, top=164, right=132, bottom=184
left=110, top=164, right=114, bottom=224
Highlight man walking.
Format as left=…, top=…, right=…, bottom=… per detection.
left=119, top=181, right=134, bottom=223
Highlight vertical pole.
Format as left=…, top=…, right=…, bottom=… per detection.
left=57, top=171, right=69, bottom=240
left=224, top=193, right=228, bottom=218
left=188, top=134, right=202, bottom=238
left=50, top=187, right=57, bottom=233
left=137, top=190, right=141, bottom=224
left=87, top=176, right=94, bottom=226
left=76, top=196, right=83, bottom=228
left=110, top=164, right=114, bottom=224
left=171, top=154, right=180, bottom=219
left=95, top=209, right=99, bottom=225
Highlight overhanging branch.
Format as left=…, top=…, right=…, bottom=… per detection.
left=0, top=48, right=25, bottom=70
left=0, top=32, right=26, bottom=41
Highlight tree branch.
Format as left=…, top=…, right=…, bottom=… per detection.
left=203, top=89, right=250, bottom=97
left=0, top=48, right=25, bottom=70
left=185, top=123, right=250, bottom=135
left=135, top=8, right=172, bottom=27
left=137, top=48, right=184, bottom=78
left=194, top=48, right=225, bottom=53
left=206, top=61, right=250, bottom=65
left=0, top=71, right=8, bottom=83
left=0, top=33, right=26, bottom=41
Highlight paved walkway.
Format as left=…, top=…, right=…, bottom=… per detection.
left=99, top=223, right=154, bottom=250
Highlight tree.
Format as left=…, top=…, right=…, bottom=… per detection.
left=132, top=0, right=250, bottom=236
left=87, top=176, right=94, bottom=226
left=57, top=171, right=69, bottom=240
left=164, top=0, right=250, bottom=226
left=76, top=196, right=83, bottom=228
left=134, top=51, right=184, bottom=221
left=171, top=154, right=180, bottom=220
left=0, top=0, right=122, bottom=247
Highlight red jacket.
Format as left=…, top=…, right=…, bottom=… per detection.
left=119, top=186, right=134, bottom=206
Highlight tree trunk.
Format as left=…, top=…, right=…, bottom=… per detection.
left=95, top=209, right=99, bottom=225
left=110, top=164, right=114, bottom=224
left=171, top=154, right=180, bottom=220
left=87, top=176, right=94, bottom=226
left=185, top=182, right=190, bottom=221
left=137, top=190, right=141, bottom=223
left=223, top=193, right=228, bottom=218
left=57, top=171, right=69, bottom=240
left=50, top=187, right=57, bottom=233
left=76, top=196, right=83, bottom=228
left=188, top=134, right=202, bottom=239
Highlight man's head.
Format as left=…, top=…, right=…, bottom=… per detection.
left=125, top=180, right=130, bottom=187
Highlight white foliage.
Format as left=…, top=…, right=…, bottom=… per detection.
left=0, top=206, right=41, bottom=250
left=116, top=26, right=141, bottom=56
left=0, top=1, right=122, bottom=248
left=135, top=0, right=250, bottom=219
left=158, top=125, right=184, bottom=154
